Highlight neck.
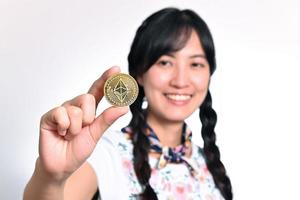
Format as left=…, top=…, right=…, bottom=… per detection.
left=146, top=113, right=184, bottom=148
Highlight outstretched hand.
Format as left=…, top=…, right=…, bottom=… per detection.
left=38, top=66, right=128, bottom=181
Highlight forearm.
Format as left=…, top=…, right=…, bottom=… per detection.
left=23, top=158, right=66, bottom=200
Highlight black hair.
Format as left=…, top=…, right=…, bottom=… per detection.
left=127, top=7, right=232, bottom=200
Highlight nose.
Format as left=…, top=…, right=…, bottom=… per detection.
left=170, top=66, right=189, bottom=89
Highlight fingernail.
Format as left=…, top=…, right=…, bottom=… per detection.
left=111, top=66, right=120, bottom=71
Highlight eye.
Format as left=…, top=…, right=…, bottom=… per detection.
left=191, top=62, right=205, bottom=68
left=157, top=60, right=173, bottom=67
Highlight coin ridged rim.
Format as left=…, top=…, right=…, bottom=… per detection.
left=104, top=73, right=139, bottom=107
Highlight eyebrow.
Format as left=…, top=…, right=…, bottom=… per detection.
left=189, top=54, right=206, bottom=59
left=165, top=53, right=206, bottom=59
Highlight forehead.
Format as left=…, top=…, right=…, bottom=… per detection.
left=171, top=30, right=205, bottom=57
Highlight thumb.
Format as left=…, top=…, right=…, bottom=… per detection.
left=89, top=106, right=129, bottom=142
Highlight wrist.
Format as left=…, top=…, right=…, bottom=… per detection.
left=35, top=158, right=68, bottom=185
left=23, top=158, right=67, bottom=200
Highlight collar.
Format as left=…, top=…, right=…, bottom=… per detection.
left=121, top=123, right=193, bottom=169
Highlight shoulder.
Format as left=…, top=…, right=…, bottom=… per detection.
left=88, top=128, right=128, bottom=174
left=99, top=128, right=125, bottom=145
left=88, top=129, right=132, bottom=199
left=190, top=143, right=225, bottom=199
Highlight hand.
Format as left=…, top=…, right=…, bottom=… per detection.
left=38, top=66, right=128, bottom=181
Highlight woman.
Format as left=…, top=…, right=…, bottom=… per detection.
left=24, top=7, right=233, bottom=200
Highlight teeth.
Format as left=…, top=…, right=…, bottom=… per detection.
left=166, top=94, right=191, bottom=101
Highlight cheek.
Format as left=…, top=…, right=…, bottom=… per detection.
left=143, top=71, right=170, bottom=92
left=193, top=75, right=210, bottom=107
left=193, top=74, right=210, bottom=91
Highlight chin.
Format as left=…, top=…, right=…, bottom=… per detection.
left=162, top=110, right=194, bottom=122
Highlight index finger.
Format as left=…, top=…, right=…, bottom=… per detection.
left=88, top=66, right=121, bottom=106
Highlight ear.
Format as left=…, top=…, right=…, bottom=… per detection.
left=137, top=76, right=144, bottom=86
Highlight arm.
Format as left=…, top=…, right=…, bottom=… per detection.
left=24, top=158, right=65, bottom=200
left=24, top=160, right=97, bottom=200
left=23, top=66, right=127, bottom=200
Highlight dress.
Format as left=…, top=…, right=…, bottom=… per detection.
left=88, top=128, right=224, bottom=200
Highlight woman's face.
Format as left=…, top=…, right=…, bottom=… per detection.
left=138, top=30, right=211, bottom=123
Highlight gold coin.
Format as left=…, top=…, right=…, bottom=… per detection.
left=104, top=73, right=139, bottom=107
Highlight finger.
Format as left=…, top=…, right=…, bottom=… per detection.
left=88, top=66, right=120, bottom=106
left=63, top=94, right=96, bottom=126
left=64, top=105, right=83, bottom=138
left=89, top=106, right=128, bottom=142
left=41, top=106, right=70, bottom=136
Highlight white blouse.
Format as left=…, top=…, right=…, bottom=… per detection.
left=88, top=129, right=224, bottom=200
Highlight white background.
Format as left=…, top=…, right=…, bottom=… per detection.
left=1, top=0, right=300, bottom=199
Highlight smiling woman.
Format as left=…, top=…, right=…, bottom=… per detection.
left=125, top=8, right=232, bottom=199
left=138, top=31, right=210, bottom=124
left=24, top=7, right=232, bottom=200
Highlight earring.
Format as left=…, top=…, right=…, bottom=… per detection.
left=142, top=97, right=148, bottom=109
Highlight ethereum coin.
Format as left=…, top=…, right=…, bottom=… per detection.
left=104, top=73, right=139, bottom=107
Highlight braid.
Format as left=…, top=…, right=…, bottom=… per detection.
left=129, top=89, right=158, bottom=200
left=200, top=90, right=233, bottom=200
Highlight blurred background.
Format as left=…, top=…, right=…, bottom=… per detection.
left=0, top=0, right=299, bottom=199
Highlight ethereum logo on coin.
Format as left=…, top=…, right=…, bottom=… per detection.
left=104, top=73, right=138, bottom=107
left=114, top=79, right=127, bottom=102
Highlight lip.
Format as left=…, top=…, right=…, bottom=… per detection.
left=164, top=93, right=193, bottom=106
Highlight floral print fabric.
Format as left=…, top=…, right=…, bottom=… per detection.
left=117, top=128, right=224, bottom=200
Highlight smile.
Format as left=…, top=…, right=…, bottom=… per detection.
left=165, top=94, right=192, bottom=101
